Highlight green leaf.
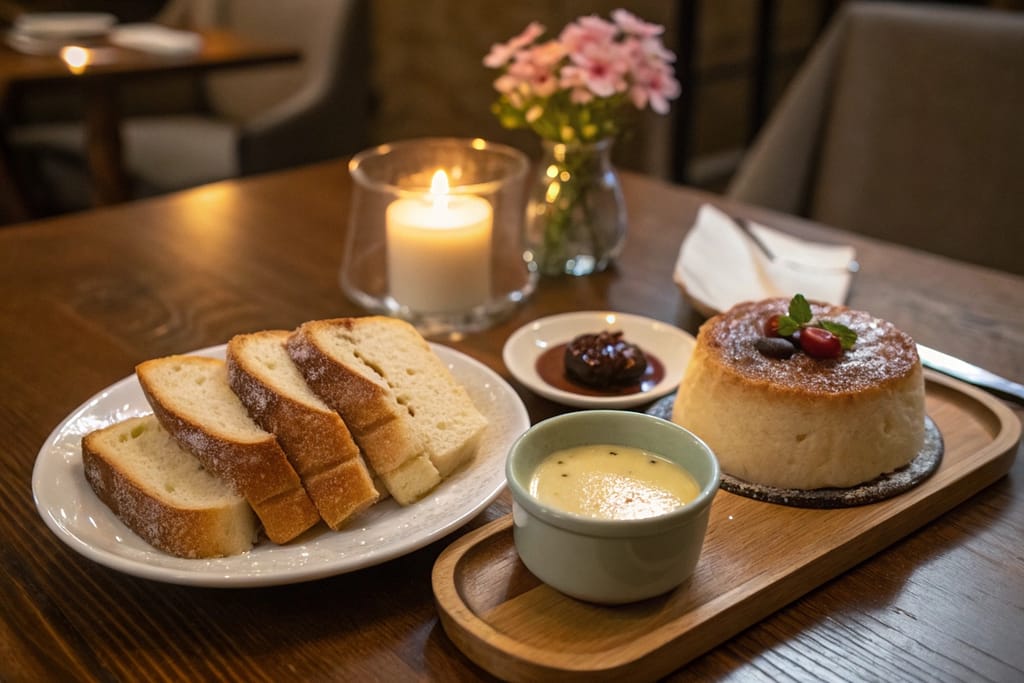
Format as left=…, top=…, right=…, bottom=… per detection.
left=820, top=320, right=858, bottom=349
left=788, top=294, right=812, bottom=324
left=775, top=315, right=801, bottom=337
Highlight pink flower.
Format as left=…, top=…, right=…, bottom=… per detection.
left=629, top=61, right=680, bottom=114
left=526, top=64, right=559, bottom=98
left=530, top=39, right=567, bottom=68
left=558, top=65, right=595, bottom=104
left=485, top=10, right=679, bottom=141
left=483, top=21, right=545, bottom=68
left=493, top=73, right=520, bottom=94
left=505, top=41, right=565, bottom=98
left=620, top=34, right=680, bottom=114
left=612, top=9, right=664, bottom=39
left=627, top=33, right=676, bottom=65
left=568, top=43, right=629, bottom=98
left=558, top=14, right=618, bottom=55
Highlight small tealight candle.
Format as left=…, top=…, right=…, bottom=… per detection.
left=60, top=46, right=91, bottom=74
left=386, top=170, right=493, bottom=313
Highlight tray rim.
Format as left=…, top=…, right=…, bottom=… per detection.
left=432, top=370, right=1022, bottom=681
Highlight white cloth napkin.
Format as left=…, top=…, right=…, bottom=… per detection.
left=674, top=204, right=856, bottom=316
left=109, top=24, right=202, bottom=56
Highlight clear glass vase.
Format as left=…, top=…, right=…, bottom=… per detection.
left=523, top=137, right=627, bottom=276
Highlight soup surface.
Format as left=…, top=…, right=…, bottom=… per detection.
left=529, top=444, right=700, bottom=520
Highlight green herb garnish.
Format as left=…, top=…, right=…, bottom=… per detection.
left=775, top=294, right=857, bottom=349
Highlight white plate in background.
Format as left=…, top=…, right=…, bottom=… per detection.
left=14, top=12, right=117, bottom=39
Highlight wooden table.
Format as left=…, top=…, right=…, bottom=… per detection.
left=1, top=161, right=1021, bottom=681
left=0, top=28, right=299, bottom=212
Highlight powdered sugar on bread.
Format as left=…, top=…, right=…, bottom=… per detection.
left=287, top=317, right=488, bottom=504
left=82, top=415, right=258, bottom=558
left=86, top=316, right=490, bottom=557
left=136, top=355, right=321, bottom=544
left=227, top=330, right=379, bottom=529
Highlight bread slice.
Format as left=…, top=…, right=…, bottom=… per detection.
left=82, top=415, right=258, bottom=558
left=226, top=330, right=379, bottom=530
left=136, top=355, right=320, bottom=544
left=286, top=317, right=488, bottom=504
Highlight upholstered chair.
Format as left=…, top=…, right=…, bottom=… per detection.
left=9, top=0, right=369, bottom=211
left=727, top=2, right=1024, bottom=274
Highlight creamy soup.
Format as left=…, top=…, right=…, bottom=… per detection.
left=529, top=444, right=701, bottom=520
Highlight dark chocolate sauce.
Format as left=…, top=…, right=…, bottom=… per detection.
left=536, top=342, right=665, bottom=397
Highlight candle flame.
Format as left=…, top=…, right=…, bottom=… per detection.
left=430, top=169, right=449, bottom=194
left=429, top=169, right=449, bottom=211
left=60, top=46, right=91, bottom=73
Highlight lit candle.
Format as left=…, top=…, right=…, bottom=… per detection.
left=386, top=170, right=493, bottom=313
left=59, top=46, right=91, bottom=74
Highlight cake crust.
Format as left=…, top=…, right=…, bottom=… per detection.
left=672, top=298, right=926, bottom=490
left=701, top=298, right=919, bottom=395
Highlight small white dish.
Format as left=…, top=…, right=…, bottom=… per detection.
left=502, top=311, right=696, bottom=408
left=32, top=343, right=529, bottom=587
left=109, top=24, right=203, bottom=56
left=13, top=12, right=116, bottom=39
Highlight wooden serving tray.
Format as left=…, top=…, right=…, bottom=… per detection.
left=432, top=371, right=1021, bottom=682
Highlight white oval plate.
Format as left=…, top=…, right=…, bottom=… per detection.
left=32, top=343, right=529, bottom=587
left=502, top=311, right=696, bottom=408
left=14, top=12, right=117, bottom=39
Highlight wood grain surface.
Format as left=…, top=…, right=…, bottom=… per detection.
left=1, top=160, right=1022, bottom=681
left=433, top=372, right=1020, bottom=681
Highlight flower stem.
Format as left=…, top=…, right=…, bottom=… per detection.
left=531, top=138, right=619, bottom=276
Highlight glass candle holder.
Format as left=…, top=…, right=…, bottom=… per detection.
left=342, top=138, right=534, bottom=336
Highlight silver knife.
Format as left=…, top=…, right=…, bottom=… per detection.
left=917, top=344, right=1024, bottom=405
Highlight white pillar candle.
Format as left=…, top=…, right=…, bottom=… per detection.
left=386, top=170, right=493, bottom=313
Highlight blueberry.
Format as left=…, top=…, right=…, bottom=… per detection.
left=754, top=336, right=796, bottom=359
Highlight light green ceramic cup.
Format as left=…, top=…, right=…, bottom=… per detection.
left=506, top=410, right=720, bottom=605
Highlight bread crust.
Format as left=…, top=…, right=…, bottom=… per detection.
left=227, top=331, right=379, bottom=529
left=83, top=316, right=488, bottom=555
left=137, top=356, right=320, bottom=544
left=286, top=322, right=425, bottom=474
left=286, top=319, right=443, bottom=504
left=82, top=416, right=257, bottom=559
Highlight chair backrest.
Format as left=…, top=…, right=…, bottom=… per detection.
left=161, top=0, right=357, bottom=119
left=159, top=0, right=369, bottom=173
left=728, top=2, right=1024, bottom=274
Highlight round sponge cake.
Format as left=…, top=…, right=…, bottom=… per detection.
left=671, top=298, right=925, bottom=490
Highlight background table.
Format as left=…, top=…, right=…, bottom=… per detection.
left=0, top=28, right=299, bottom=212
left=1, top=161, right=1021, bottom=681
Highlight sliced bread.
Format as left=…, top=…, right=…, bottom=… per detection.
left=82, top=415, right=258, bottom=558
left=286, top=317, right=488, bottom=504
left=226, top=330, right=380, bottom=530
left=136, top=355, right=320, bottom=544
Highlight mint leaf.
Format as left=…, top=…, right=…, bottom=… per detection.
left=819, top=320, right=857, bottom=349
left=773, top=294, right=858, bottom=352
left=775, top=315, right=801, bottom=336
left=789, top=294, right=812, bottom=324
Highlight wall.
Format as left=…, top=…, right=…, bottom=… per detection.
left=368, top=1, right=680, bottom=178
left=367, top=0, right=827, bottom=186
